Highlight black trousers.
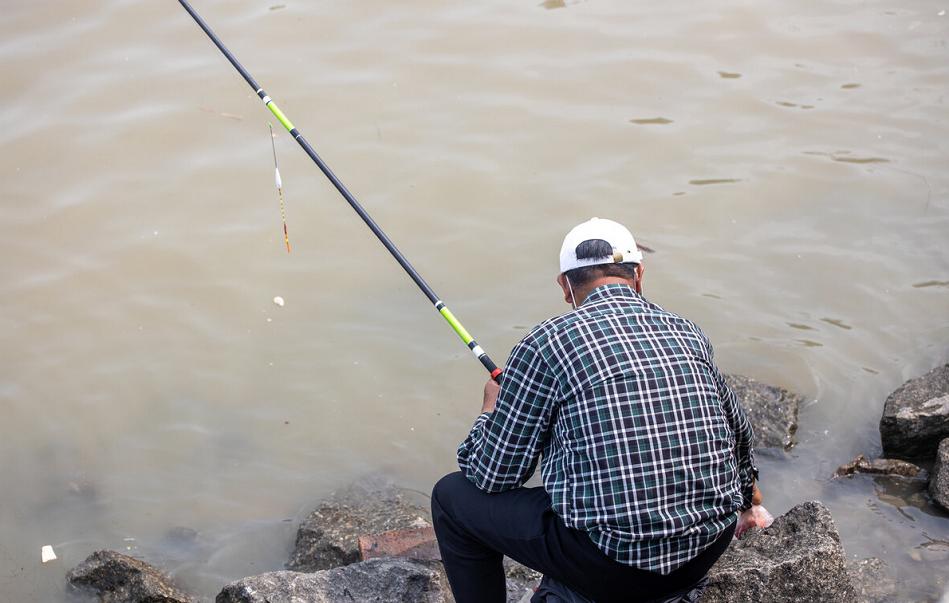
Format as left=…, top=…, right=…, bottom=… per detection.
left=431, top=472, right=735, bottom=603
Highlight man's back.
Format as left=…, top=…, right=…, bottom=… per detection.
left=529, top=284, right=750, bottom=573
left=459, top=284, right=755, bottom=574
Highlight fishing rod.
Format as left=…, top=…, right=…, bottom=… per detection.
left=177, top=0, right=502, bottom=381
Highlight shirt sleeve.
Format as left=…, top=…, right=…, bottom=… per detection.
left=713, top=367, right=758, bottom=510
left=457, top=338, right=561, bottom=493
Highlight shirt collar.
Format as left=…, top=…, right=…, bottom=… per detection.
left=581, top=283, right=642, bottom=306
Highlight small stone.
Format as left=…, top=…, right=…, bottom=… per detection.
left=66, top=550, right=194, bottom=603
left=880, top=363, right=949, bottom=460
left=834, top=454, right=926, bottom=479
left=930, top=438, right=949, bottom=511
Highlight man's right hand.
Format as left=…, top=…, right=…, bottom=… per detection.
left=481, top=378, right=500, bottom=414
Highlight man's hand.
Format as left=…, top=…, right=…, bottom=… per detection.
left=736, top=483, right=772, bottom=538
left=482, top=378, right=500, bottom=413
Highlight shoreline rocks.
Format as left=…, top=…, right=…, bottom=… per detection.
left=880, top=363, right=949, bottom=461
left=66, top=549, right=194, bottom=603
left=725, top=374, right=801, bottom=450
left=217, top=558, right=452, bottom=603
left=287, top=482, right=432, bottom=572
left=701, top=501, right=857, bottom=603
left=930, top=438, right=949, bottom=511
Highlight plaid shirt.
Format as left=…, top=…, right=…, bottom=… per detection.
left=457, top=284, right=757, bottom=574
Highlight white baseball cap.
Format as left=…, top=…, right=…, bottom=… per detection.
left=559, top=217, right=644, bottom=273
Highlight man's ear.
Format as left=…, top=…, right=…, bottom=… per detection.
left=635, top=264, right=645, bottom=294
left=556, top=273, right=572, bottom=305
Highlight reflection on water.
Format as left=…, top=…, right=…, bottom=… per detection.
left=1, top=0, right=948, bottom=600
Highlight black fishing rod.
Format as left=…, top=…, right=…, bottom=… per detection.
left=177, top=0, right=502, bottom=381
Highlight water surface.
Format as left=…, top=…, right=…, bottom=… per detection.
left=1, top=0, right=947, bottom=600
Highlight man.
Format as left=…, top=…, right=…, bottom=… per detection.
left=432, top=218, right=762, bottom=603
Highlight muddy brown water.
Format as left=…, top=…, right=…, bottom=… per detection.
left=1, top=1, right=947, bottom=600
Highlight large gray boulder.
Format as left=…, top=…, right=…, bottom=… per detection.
left=287, top=482, right=432, bottom=572
left=701, top=501, right=856, bottom=603
left=930, top=438, right=949, bottom=511
left=66, top=549, right=194, bottom=603
left=217, top=558, right=451, bottom=603
left=880, top=363, right=949, bottom=460
left=725, top=374, right=801, bottom=449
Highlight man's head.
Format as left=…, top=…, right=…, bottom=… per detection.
left=557, top=218, right=645, bottom=307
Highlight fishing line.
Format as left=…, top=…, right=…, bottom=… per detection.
left=269, top=123, right=291, bottom=253
left=178, top=0, right=502, bottom=380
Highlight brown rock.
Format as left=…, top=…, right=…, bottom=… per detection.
left=834, top=454, right=926, bottom=479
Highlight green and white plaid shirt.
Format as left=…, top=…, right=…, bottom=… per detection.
left=458, top=284, right=757, bottom=574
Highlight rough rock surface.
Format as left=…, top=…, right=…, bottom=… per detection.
left=834, top=454, right=927, bottom=479
left=504, top=556, right=542, bottom=603
left=66, top=549, right=194, bottom=603
left=848, top=557, right=897, bottom=603
left=725, top=374, right=801, bottom=449
left=701, top=501, right=856, bottom=603
left=880, top=363, right=949, bottom=460
left=930, top=438, right=949, bottom=511
left=287, top=480, right=539, bottom=601
left=217, top=558, right=450, bottom=603
left=287, top=482, right=432, bottom=572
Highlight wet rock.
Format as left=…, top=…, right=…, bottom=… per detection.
left=834, top=454, right=927, bottom=479
left=880, top=363, right=949, bottom=460
left=931, top=438, right=949, bottom=511
left=66, top=549, right=194, bottom=603
left=724, top=374, right=801, bottom=449
left=848, top=557, right=897, bottom=603
left=217, top=558, right=451, bottom=603
left=287, top=482, right=432, bottom=572
left=701, top=501, right=857, bottom=603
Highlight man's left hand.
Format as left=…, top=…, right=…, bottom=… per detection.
left=482, top=378, right=500, bottom=413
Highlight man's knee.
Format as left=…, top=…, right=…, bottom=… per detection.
left=432, top=471, right=472, bottom=513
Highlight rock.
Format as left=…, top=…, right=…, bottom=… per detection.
left=725, top=374, right=801, bottom=449
left=287, top=482, right=432, bottom=572
left=66, top=549, right=194, bottom=603
left=217, top=558, right=451, bottom=603
left=880, top=363, right=949, bottom=460
left=504, top=556, right=542, bottom=603
left=930, top=438, right=949, bottom=511
left=834, top=454, right=927, bottom=479
left=701, top=501, right=857, bottom=603
left=848, top=557, right=897, bottom=603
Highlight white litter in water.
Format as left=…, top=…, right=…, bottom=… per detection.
left=938, top=9, right=946, bottom=16
left=41, top=545, right=56, bottom=563
left=273, top=296, right=285, bottom=307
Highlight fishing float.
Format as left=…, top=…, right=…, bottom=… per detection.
left=268, top=123, right=291, bottom=254
left=177, top=0, right=502, bottom=381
